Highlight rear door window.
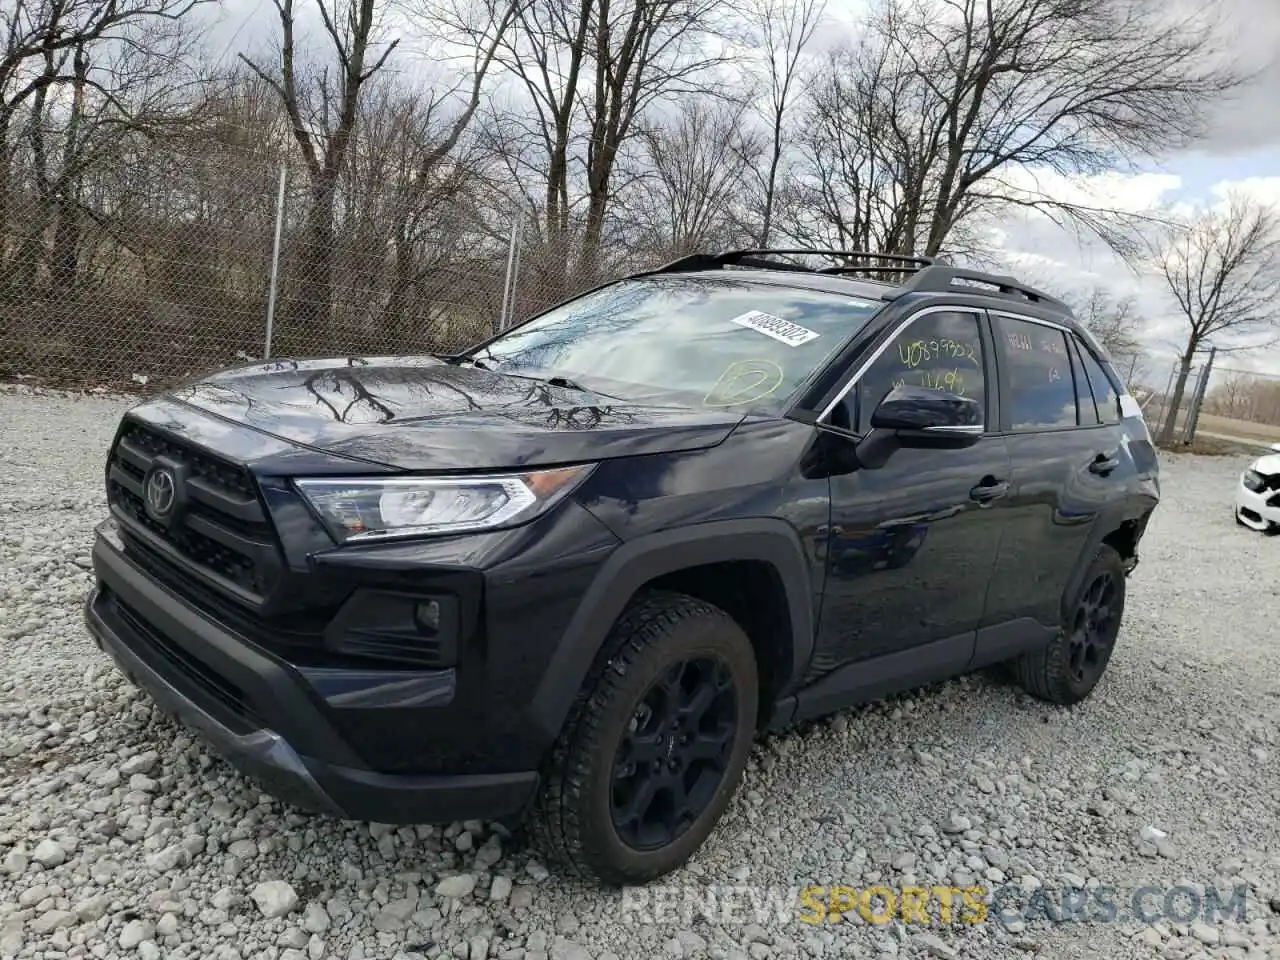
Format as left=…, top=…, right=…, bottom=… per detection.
left=993, top=316, right=1077, bottom=431
left=1073, top=337, right=1122, bottom=424
left=1068, top=338, right=1100, bottom=426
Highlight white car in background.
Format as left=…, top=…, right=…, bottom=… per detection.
left=1236, top=447, right=1280, bottom=532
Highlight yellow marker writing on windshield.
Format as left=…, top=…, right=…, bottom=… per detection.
left=703, top=359, right=786, bottom=407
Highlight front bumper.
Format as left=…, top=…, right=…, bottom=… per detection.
left=1235, top=484, right=1280, bottom=531
left=84, top=524, right=539, bottom=824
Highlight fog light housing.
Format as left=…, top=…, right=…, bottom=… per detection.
left=415, top=599, right=442, bottom=636
left=325, top=591, right=462, bottom=668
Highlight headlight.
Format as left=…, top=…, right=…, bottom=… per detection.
left=295, top=465, right=592, bottom=542
left=1242, top=470, right=1266, bottom=493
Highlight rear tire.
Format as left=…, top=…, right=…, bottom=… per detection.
left=532, top=590, right=758, bottom=885
left=1014, top=544, right=1126, bottom=706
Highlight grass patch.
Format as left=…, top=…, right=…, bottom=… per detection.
left=1157, top=435, right=1260, bottom=457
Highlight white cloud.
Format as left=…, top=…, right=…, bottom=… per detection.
left=1208, top=177, right=1280, bottom=210
left=983, top=168, right=1280, bottom=382
left=1181, top=0, right=1280, bottom=155
left=993, top=168, right=1183, bottom=215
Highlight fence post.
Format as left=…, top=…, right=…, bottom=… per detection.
left=1159, top=361, right=1178, bottom=441
left=507, top=223, right=523, bottom=329
left=499, top=219, right=518, bottom=333
left=1184, top=345, right=1216, bottom=443
left=264, top=164, right=288, bottom=360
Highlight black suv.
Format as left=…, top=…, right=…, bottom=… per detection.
left=84, top=250, right=1160, bottom=885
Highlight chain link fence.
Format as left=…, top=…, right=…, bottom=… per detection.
left=1141, top=357, right=1280, bottom=449
left=0, top=130, right=644, bottom=392
left=1141, top=358, right=1212, bottom=446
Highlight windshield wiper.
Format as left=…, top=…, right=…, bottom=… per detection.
left=513, top=371, right=626, bottom=401
left=444, top=356, right=491, bottom=370
left=543, top=375, right=587, bottom=391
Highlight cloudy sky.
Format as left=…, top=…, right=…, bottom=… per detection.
left=975, top=0, right=1280, bottom=386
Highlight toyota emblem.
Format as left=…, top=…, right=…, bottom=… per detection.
left=144, top=467, right=177, bottom=520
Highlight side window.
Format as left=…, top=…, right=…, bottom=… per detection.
left=994, top=316, right=1077, bottom=430
left=853, top=310, right=987, bottom=433
left=1068, top=338, right=1100, bottom=426
left=1073, top=337, right=1122, bottom=424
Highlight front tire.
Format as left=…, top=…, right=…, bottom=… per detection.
left=1014, top=544, right=1126, bottom=706
left=532, top=590, right=758, bottom=885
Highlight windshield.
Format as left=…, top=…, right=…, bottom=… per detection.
left=465, top=276, right=883, bottom=413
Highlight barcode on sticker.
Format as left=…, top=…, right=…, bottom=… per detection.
left=728, top=311, right=820, bottom=347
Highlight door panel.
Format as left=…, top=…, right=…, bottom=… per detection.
left=814, top=441, right=1012, bottom=674
left=982, top=430, right=1116, bottom=629
left=812, top=307, right=1010, bottom=675
left=983, top=313, right=1120, bottom=630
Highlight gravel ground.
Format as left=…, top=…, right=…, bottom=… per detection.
left=1, top=385, right=1279, bottom=960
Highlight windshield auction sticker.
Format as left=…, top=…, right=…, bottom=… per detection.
left=728, top=311, right=821, bottom=347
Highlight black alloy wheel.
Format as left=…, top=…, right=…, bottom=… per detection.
left=1065, top=570, right=1120, bottom=688
left=532, top=590, right=758, bottom=885
left=1014, top=543, right=1127, bottom=706
left=609, top=657, right=739, bottom=851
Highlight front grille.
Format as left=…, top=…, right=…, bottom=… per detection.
left=110, top=591, right=265, bottom=734
left=106, top=420, right=281, bottom=605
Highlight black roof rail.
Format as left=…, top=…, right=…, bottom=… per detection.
left=722, top=249, right=937, bottom=270
left=634, top=249, right=1069, bottom=312
left=816, top=265, right=933, bottom=279
left=643, top=248, right=937, bottom=276
left=891, top=265, right=1068, bottom=310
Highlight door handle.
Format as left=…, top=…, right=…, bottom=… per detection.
left=969, top=476, right=1009, bottom=504
left=1089, top=453, right=1120, bottom=475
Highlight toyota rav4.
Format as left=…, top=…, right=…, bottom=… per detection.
left=83, top=250, right=1161, bottom=885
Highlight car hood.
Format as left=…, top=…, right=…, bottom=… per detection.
left=1250, top=453, right=1280, bottom=475
left=164, top=356, right=745, bottom=471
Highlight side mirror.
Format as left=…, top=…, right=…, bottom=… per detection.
left=869, top=383, right=983, bottom=439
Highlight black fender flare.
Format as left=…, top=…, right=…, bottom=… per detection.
left=527, top=517, right=817, bottom=743
left=1059, top=491, right=1157, bottom=623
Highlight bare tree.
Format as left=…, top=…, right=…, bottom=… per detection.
left=789, top=41, right=918, bottom=254
left=15, top=20, right=204, bottom=296
left=339, top=80, right=506, bottom=341
left=338, top=0, right=521, bottom=338
left=1065, top=286, right=1144, bottom=384
left=621, top=99, right=763, bottom=258
left=497, top=0, right=729, bottom=290
left=1154, top=193, right=1280, bottom=443
left=1243, top=378, right=1280, bottom=425
left=399, top=0, right=524, bottom=184
left=793, top=0, right=1240, bottom=259
left=1204, top=370, right=1280, bottom=425
left=1205, top=369, right=1255, bottom=419
left=748, top=0, right=823, bottom=246
left=241, top=0, right=401, bottom=343
left=0, top=0, right=211, bottom=290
